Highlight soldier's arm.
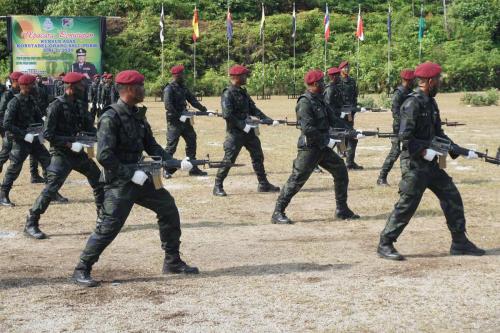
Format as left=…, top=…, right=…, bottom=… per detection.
left=0, top=92, right=9, bottom=117
left=399, top=98, right=424, bottom=157
left=297, top=98, right=325, bottom=145
left=221, top=90, right=246, bottom=130
left=96, top=115, right=135, bottom=180
left=186, top=89, right=206, bottom=111
left=3, top=98, right=26, bottom=139
left=43, top=101, right=68, bottom=147
left=143, top=119, right=173, bottom=161
left=163, top=85, right=179, bottom=114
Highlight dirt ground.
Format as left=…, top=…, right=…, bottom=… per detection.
left=0, top=93, right=499, bottom=332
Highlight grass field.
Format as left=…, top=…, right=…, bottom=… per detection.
left=0, top=93, right=499, bottom=332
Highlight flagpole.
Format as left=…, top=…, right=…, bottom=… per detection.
left=261, top=3, right=265, bottom=97
left=227, top=1, right=230, bottom=76
left=193, top=40, right=197, bottom=89
left=418, top=4, right=423, bottom=62
left=356, top=4, right=361, bottom=79
left=387, top=3, right=391, bottom=95
left=443, top=0, right=449, bottom=37
left=293, top=3, right=296, bottom=95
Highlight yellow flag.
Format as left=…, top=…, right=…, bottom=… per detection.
left=192, top=7, right=199, bottom=42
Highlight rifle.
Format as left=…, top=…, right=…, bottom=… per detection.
left=246, top=117, right=297, bottom=126
left=26, top=123, right=45, bottom=144
left=59, top=132, right=98, bottom=158
left=413, top=136, right=500, bottom=168
left=441, top=118, right=466, bottom=127
left=126, top=155, right=245, bottom=189
left=180, top=109, right=222, bottom=125
left=357, top=106, right=389, bottom=113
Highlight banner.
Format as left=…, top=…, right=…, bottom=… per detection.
left=10, top=16, right=104, bottom=79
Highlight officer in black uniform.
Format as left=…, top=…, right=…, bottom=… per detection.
left=71, top=48, right=97, bottom=81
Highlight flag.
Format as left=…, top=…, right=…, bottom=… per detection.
left=418, top=4, right=426, bottom=42
left=259, top=3, right=265, bottom=40
left=159, top=4, right=165, bottom=43
left=226, top=9, right=233, bottom=41
left=291, top=2, right=296, bottom=39
left=324, top=4, right=330, bottom=41
left=387, top=4, right=391, bottom=41
left=356, top=6, right=364, bottom=41
left=192, top=6, right=200, bottom=42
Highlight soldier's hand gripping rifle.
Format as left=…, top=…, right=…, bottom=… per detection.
left=413, top=136, right=500, bottom=168
left=126, top=155, right=245, bottom=189
left=356, top=106, right=389, bottom=113
left=179, top=109, right=222, bottom=124
left=26, top=123, right=45, bottom=144
left=441, top=118, right=466, bottom=127
left=59, top=132, right=98, bottom=158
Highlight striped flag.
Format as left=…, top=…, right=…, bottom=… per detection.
left=387, top=4, right=391, bottom=41
left=192, top=6, right=200, bottom=42
left=324, top=4, right=330, bottom=41
left=356, top=6, right=364, bottom=41
left=259, top=3, right=265, bottom=40
left=291, top=2, right=296, bottom=39
left=226, top=9, right=233, bottom=41
left=159, top=4, right=164, bottom=43
left=418, top=4, right=426, bottom=42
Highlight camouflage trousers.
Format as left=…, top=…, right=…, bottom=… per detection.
left=1, top=140, right=50, bottom=191
left=343, top=117, right=358, bottom=166
left=165, top=122, right=197, bottom=160
left=378, top=138, right=401, bottom=179
left=0, top=134, right=42, bottom=176
left=30, top=152, right=104, bottom=217
left=380, top=155, right=466, bottom=241
left=216, top=130, right=267, bottom=184
left=275, top=146, right=349, bottom=211
left=79, top=179, right=182, bottom=266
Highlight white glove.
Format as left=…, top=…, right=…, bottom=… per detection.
left=243, top=124, right=255, bottom=133
left=272, top=120, right=280, bottom=127
left=208, top=112, right=215, bottom=117
left=360, top=107, right=368, bottom=113
left=71, top=142, right=84, bottom=153
left=131, top=170, right=148, bottom=186
left=24, top=133, right=34, bottom=143
left=42, top=116, right=47, bottom=122
left=327, top=138, right=340, bottom=149
left=179, top=115, right=188, bottom=123
left=340, top=112, right=349, bottom=118
left=423, top=149, right=443, bottom=161
left=466, top=150, right=479, bottom=159
left=356, top=133, right=366, bottom=139
left=180, top=157, right=193, bottom=172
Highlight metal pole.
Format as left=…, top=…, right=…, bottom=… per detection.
left=193, top=40, right=196, bottom=89
left=443, top=0, right=448, bottom=37
left=161, top=41, right=164, bottom=81
left=262, top=29, right=265, bottom=97
left=324, top=38, right=327, bottom=74
left=388, top=3, right=391, bottom=95
left=293, top=36, right=296, bottom=95
left=356, top=38, right=360, bottom=79
left=227, top=38, right=230, bottom=76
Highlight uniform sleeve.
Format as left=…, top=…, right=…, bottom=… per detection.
left=391, top=90, right=403, bottom=133
left=3, top=98, right=26, bottom=139
left=399, top=97, right=425, bottom=157
left=163, top=85, right=179, bottom=114
left=96, top=115, right=134, bottom=180
left=221, top=90, right=246, bottom=130
left=297, top=98, right=326, bottom=146
left=0, top=92, right=10, bottom=119
left=143, top=119, right=173, bottom=161
left=186, top=89, right=206, bottom=111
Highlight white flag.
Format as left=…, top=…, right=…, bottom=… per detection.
left=259, top=3, right=265, bottom=40
left=159, top=4, right=165, bottom=43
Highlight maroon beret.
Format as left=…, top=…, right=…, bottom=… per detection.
left=115, top=70, right=145, bottom=85
left=327, top=67, right=341, bottom=75
left=400, top=69, right=415, bottom=80
left=171, top=65, right=185, bottom=75
left=63, top=72, right=84, bottom=84
left=229, top=65, right=250, bottom=76
left=107, top=74, right=113, bottom=79
left=304, top=70, right=324, bottom=85
left=339, top=61, right=349, bottom=70
left=18, top=74, right=36, bottom=85
left=414, top=62, right=442, bottom=79
left=9, top=72, right=23, bottom=81
left=93, top=74, right=100, bottom=79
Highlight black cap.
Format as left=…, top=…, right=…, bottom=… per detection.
left=76, top=48, right=87, bottom=56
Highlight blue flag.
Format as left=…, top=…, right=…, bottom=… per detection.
left=292, top=2, right=296, bottom=39
left=387, top=5, right=391, bottom=41
left=226, top=9, right=233, bottom=41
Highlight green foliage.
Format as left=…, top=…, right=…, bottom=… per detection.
left=461, top=89, right=499, bottom=106
left=378, top=94, right=392, bottom=109
left=358, top=96, right=376, bottom=108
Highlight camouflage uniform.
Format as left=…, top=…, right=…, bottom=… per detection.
left=89, top=79, right=100, bottom=121
left=274, top=91, right=352, bottom=216
left=77, top=99, right=182, bottom=267
left=323, top=81, right=343, bottom=116
left=215, top=84, right=273, bottom=187
left=27, top=94, right=104, bottom=233
left=98, top=83, right=113, bottom=110
left=378, top=85, right=412, bottom=180
left=338, top=76, right=359, bottom=167
left=380, top=88, right=466, bottom=242
left=163, top=80, right=206, bottom=160
left=0, top=88, right=42, bottom=178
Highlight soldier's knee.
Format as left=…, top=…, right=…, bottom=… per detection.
left=95, top=218, right=122, bottom=236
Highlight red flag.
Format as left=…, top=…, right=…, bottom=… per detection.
left=192, top=7, right=200, bottom=42
left=356, top=6, right=364, bottom=41
left=324, top=4, right=330, bottom=41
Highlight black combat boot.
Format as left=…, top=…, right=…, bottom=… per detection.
left=0, top=189, right=15, bottom=207
left=53, top=192, right=69, bottom=204
left=72, top=261, right=99, bottom=287
left=271, top=210, right=293, bottom=224
left=257, top=180, right=280, bottom=193
left=24, top=212, right=47, bottom=239
left=189, top=166, right=208, bottom=176
left=335, top=205, right=360, bottom=220
left=377, top=177, right=389, bottom=186
left=213, top=180, right=227, bottom=197
left=377, top=237, right=405, bottom=260
left=162, top=252, right=199, bottom=275
left=30, top=173, right=46, bottom=184
left=346, top=162, right=364, bottom=170
left=450, top=232, right=485, bottom=256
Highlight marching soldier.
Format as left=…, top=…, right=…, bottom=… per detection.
left=89, top=74, right=100, bottom=121
left=54, top=73, right=66, bottom=97
left=271, top=70, right=360, bottom=224
left=377, top=69, right=415, bottom=186
left=163, top=65, right=208, bottom=176
left=324, top=67, right=343, bottom=113
left=25, top=73, right=105, bottom=239
left=0, top=72, right=45, bottom=183
left=213, top=65, right=280, bottom=197
left=0, top=74, right=67, bottom=206
left=72, top=70, right=199, bottom=287
left=377, top=62, right=485, bottom=260
left=338, top=61, right=363, bottom=170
